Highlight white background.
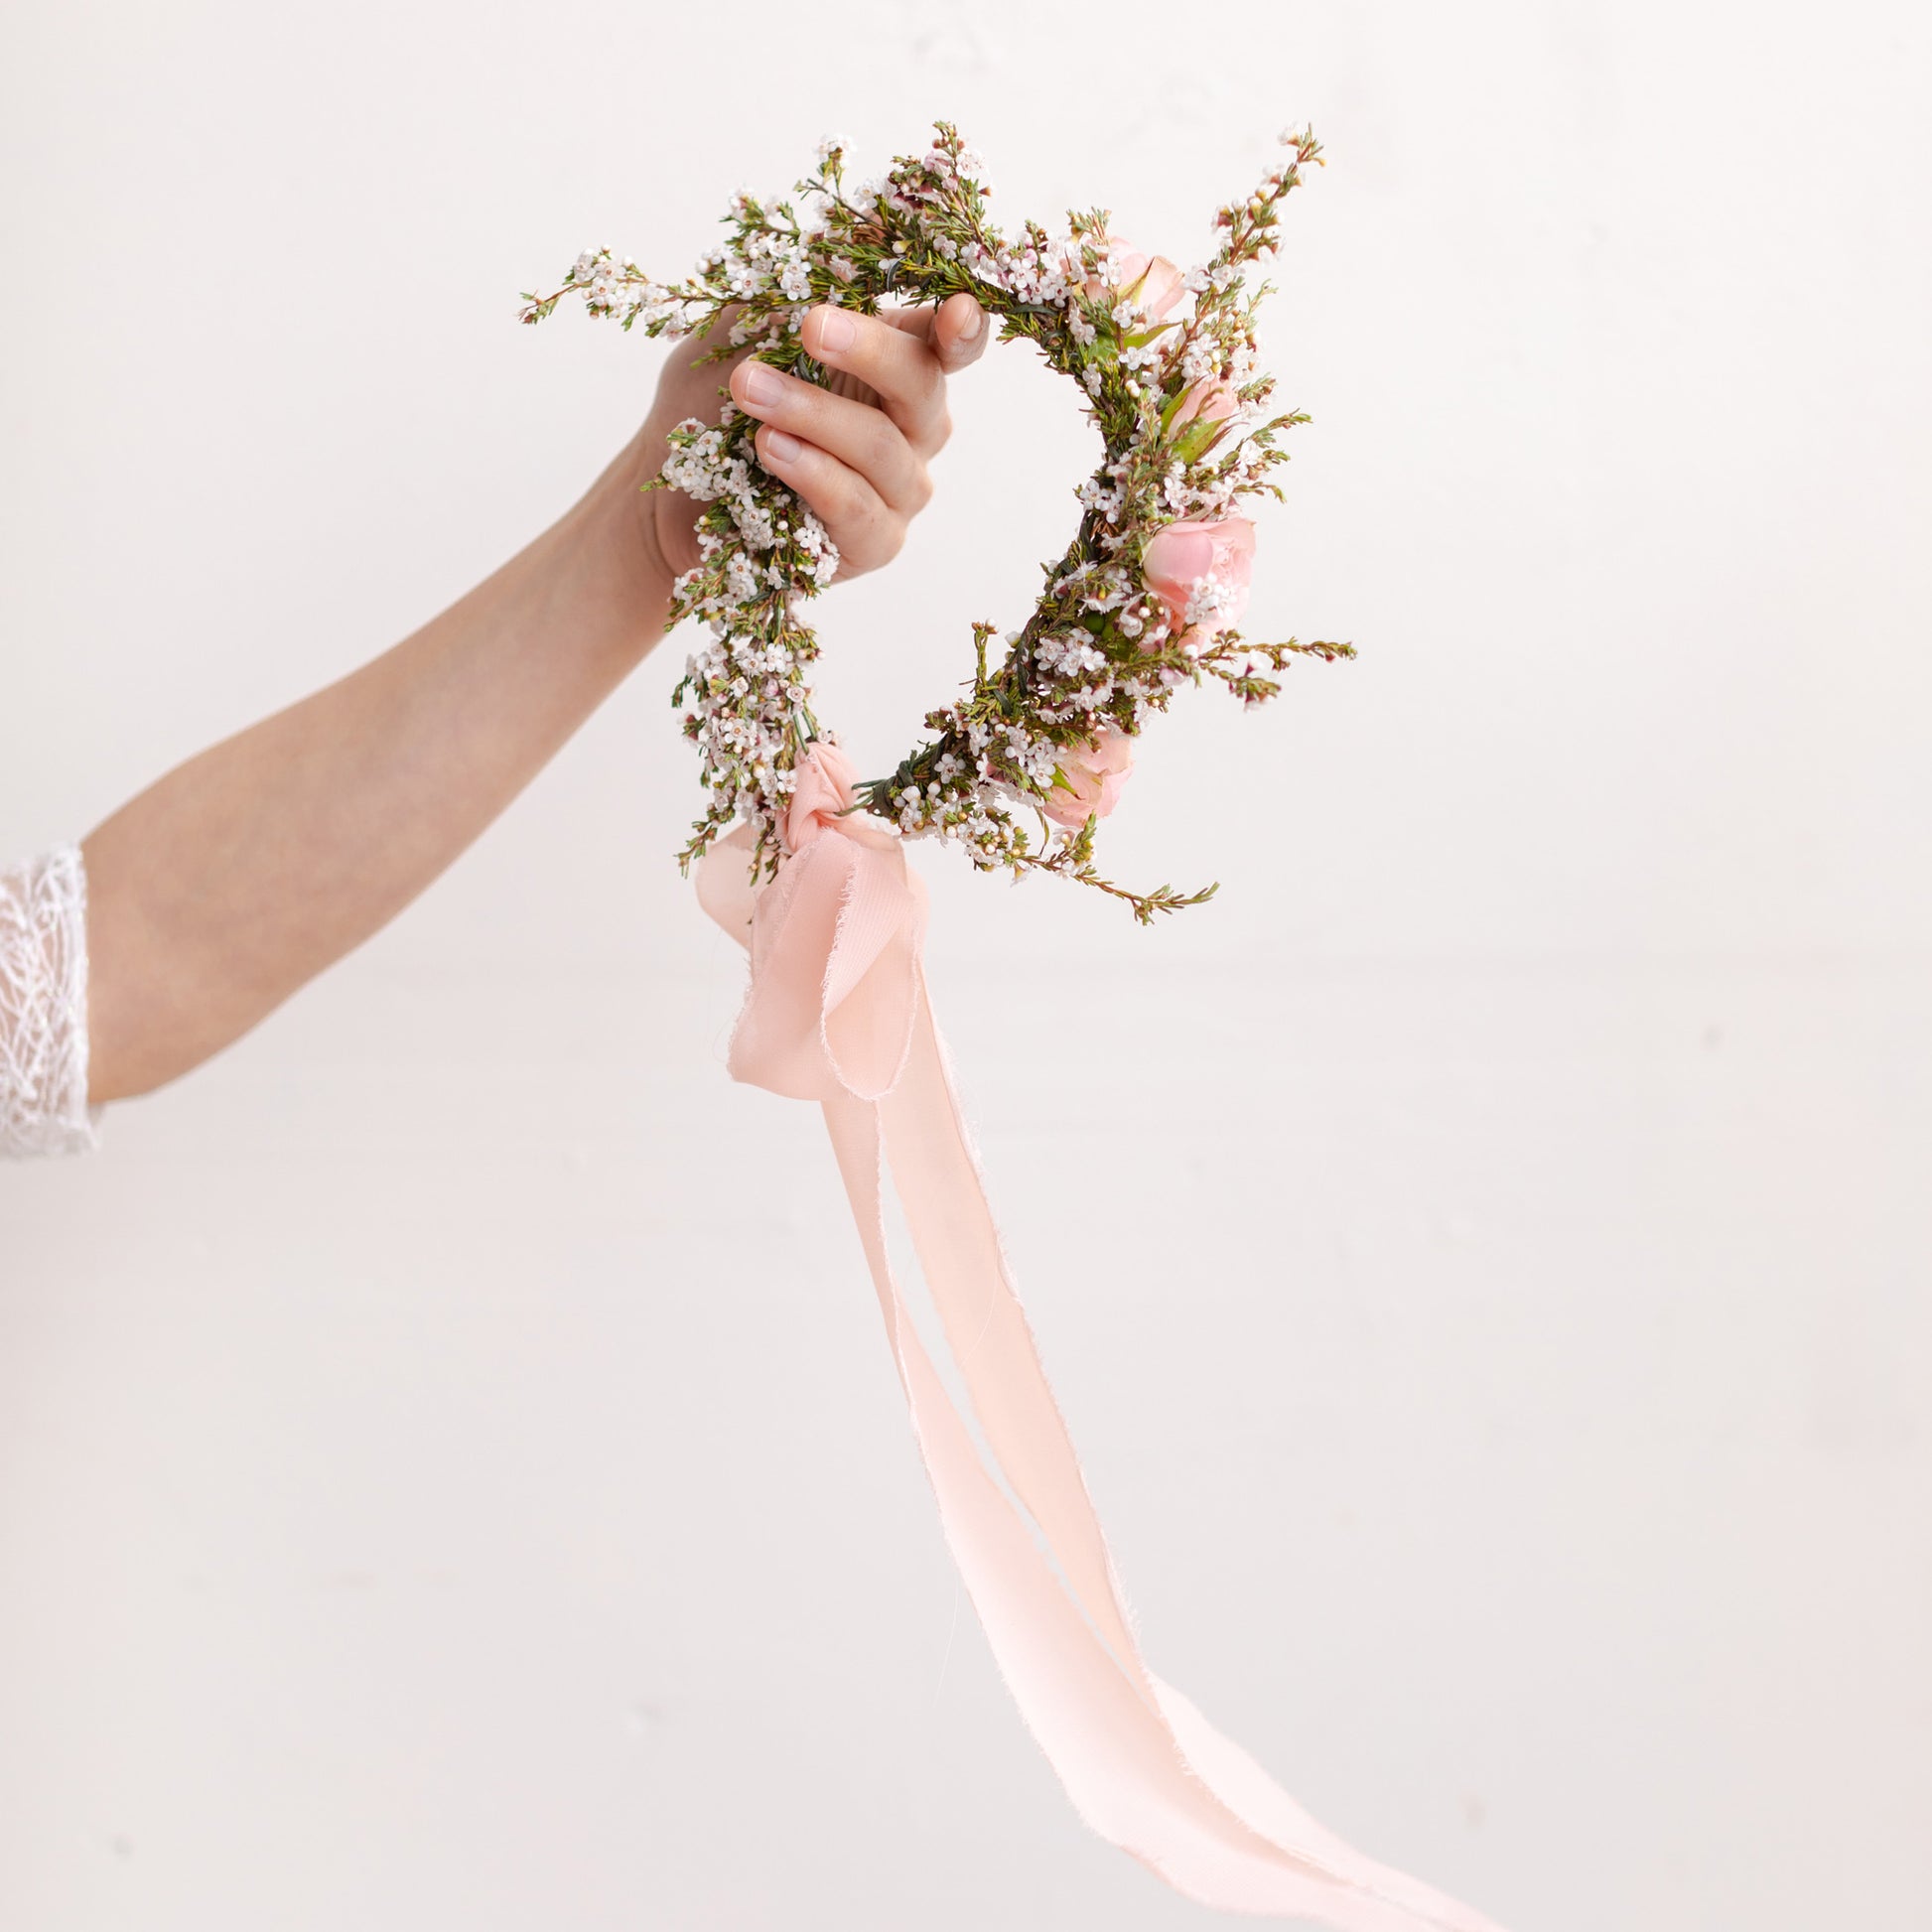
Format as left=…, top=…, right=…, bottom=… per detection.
left=3, top=3, right=1928, bottom=1928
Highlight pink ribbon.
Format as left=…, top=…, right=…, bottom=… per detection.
left=697, top=744, right=1508, bottom=1931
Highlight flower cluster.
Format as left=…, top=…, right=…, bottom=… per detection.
left=520, top=122, right=1351, bottom=919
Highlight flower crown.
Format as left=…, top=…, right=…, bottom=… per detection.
left=522, top=122, right=1349, bottom=920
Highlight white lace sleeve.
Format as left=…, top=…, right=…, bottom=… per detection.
left=1, top=844, right=102, bottom=1159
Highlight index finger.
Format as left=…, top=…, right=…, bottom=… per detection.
left=799, top=303, right=958, bottom=456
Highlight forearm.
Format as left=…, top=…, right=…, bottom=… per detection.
left=81, top=439, right=671, bottom=1103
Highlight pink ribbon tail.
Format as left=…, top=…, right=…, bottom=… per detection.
left=696, top=805, right=1509, bottom=1931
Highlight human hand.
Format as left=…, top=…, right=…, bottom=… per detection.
left=628, top=293, right=989, bottom=588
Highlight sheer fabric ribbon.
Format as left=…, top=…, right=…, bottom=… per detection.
left=695, top=744, right=1505, bottom=1931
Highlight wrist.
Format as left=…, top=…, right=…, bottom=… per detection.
left=557, top=427, right=679, bottom=667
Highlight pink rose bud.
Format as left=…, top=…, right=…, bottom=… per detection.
left=1083, top=236, right=1187, bottom=320
left=782, top=740, right=861, bottom=853
left=1127, top=254, right=1187, bottom=320
left=1041, top=726, right=1136, bottom=829
left=1173, top=376, right=1240, bottom=433
left=1142, top=517, right=1257, bottom=636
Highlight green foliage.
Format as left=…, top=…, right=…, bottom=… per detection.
left=522, top=122, right=1347, bottom=918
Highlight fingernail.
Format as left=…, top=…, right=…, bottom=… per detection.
left=742, top=363, right=783, bottom=409
left=815, top=307, right=856, bottom=352
left=958, top=303, right=984, bottom=341
left=762, top=428, right=802, bottom=463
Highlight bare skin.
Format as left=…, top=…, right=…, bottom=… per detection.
left=81, top=293, right=989, bottom=1103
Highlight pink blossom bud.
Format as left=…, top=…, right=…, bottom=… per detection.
left=1173, top=377, right=1241, bottom=434
left=1041, top=727, right=1136, bottom=829
left=1142, top=517, right=1257, bottom=637
left=1082, top=235, right=1187, bottom=320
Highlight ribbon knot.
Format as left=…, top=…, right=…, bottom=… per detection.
left=696, top=743, right=925, bottom=1105
left=695, top=744, right=1507, bottom=1932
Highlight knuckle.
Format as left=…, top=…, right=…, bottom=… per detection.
left=908, top=359, right=944, bottom=417
left=844, top=494, right=899, bottom=565
left=862, top=413, right=901, bottom=476
left=831, top=468, right=875, bottom=530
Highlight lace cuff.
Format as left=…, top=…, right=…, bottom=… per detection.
left=1, top=844, right=102, bottom=1159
